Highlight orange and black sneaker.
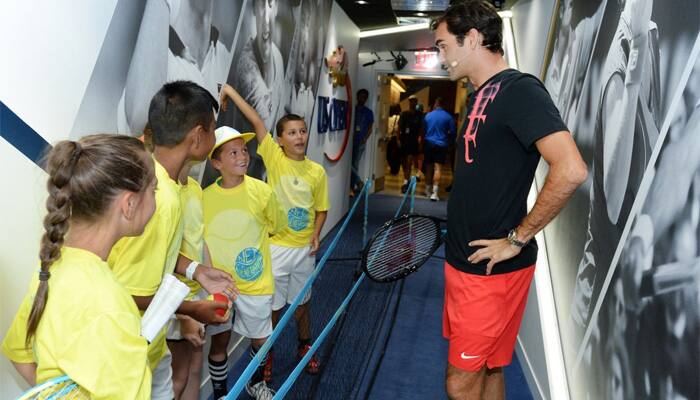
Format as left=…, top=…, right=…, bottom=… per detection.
left=263, top=350, right=273, bottom=383
left=297, top=344, right=320, bottom=375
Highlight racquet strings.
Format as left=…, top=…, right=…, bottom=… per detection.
left=364, top=215, right=442, bottom=282
left=18, top=378, right=89, bottom=400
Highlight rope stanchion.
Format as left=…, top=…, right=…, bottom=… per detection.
left=224, top=180, right=373, bottom=399
left=273, top=176, right=417, bottom=398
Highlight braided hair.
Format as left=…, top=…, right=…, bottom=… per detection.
left=25, top=134, right=153, bottom=346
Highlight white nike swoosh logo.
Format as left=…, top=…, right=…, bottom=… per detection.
left=460, top=353, right=480, bottom=360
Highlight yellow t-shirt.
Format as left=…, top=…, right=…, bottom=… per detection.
left=1, top=247, right=151, bottom=399
left=108, top=157, right=183, bottom=370
left=257, top=134, right=330, bottom=248
left=203, top=176, right=285, bottom=295
left=178, top=177, right=204, bottom=298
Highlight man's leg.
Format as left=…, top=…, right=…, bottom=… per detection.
left=425, top=162, right=434, bottom=187
left=445, top=364, right=486, bottom=400
left=351, top=143, right=365, bottom=191
left=431, top=162, right=443, bottom=200
left=403, top=155, right=413, bottom=181
left=433, top=162, right=442, bottom=187
left=424, top=161, right=435, bottom=196
left=483, top=366, right=505, bottom=400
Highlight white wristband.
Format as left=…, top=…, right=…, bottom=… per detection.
left=185, top=261, right=199, bottom=280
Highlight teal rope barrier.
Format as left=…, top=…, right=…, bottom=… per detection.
left=273, top=176, right=417, bottom=398
left=224, top=180, right=373, bottom=399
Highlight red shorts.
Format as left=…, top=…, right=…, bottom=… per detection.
left=442, top=262, right=535, bottom=371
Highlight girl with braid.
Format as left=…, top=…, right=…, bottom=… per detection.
left=1, top=134, right=157, bottom=399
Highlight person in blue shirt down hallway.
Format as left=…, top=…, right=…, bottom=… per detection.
left=423, top=97, right=456, bottom=201
left=350, top=88, right=374, bottom=196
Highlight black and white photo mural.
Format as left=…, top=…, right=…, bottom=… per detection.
left=541, top=0, right=700, bottom=398
left=70, top=0, right=242, bottom=181
left=215, top=0, right=333, bottom=181
left=71, top=0, right=241, bottom=137
left=580, top=51, right=700, bottom=400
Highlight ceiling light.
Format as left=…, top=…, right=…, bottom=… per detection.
left=415, top=12, right=427, bottom=17
left=359, top=22, right=430, bottom=38
left=356, top=0, right=369, bottom=4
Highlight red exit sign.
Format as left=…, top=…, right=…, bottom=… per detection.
left=414, top=51, right=439, bottom=69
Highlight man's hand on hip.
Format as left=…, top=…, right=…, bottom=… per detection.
left=467, top=238, right=522, bottom=275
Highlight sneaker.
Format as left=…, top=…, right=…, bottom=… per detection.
left=263, top=351, right=273, bottom=383
left=424, top=187, right=432, bottom=197
left=245, top=381, right=276, bottom=400
left=297, top=344, right=320, bottom=375
left=430, top=192, right=439, bottom=202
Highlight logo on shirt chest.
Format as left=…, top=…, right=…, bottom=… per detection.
left=288, top=207, right=310, bottom=231
left=235, top=247, right=263, bottom=281
left=464, top=82, right=501, bottom=163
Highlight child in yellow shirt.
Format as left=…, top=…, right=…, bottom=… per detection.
left=203, top=123, right=285, bottom=398
left=220, top=84, right=330, bottom=376
left=108, top=80, right=236, bottom=399
left=2, top=135, right=156, bottom=398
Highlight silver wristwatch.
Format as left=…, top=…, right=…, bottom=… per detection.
left=507, top=229, right=527, bottom=248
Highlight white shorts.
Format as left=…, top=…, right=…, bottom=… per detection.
left=232, top=294, right=273, bottom=339
left=151, top=349, right=174, bottom=400
left=271, top=244, right=315, bottom=310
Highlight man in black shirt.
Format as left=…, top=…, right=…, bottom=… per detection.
left=398, top=96, right=423, bottom=192
left=432, top=2, right=588, bottom=399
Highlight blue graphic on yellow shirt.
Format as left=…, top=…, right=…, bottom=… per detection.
left=288, top=207, right=309, bottom=231
left=235, top=247, right=263, bottom=281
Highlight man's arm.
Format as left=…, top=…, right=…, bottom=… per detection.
left=219, top=83, right=267, bottom=143
left=123, top=0, right=169, bottom=133
left=517, top=131, right=588, bottom=240
left=642, top=107, right=700, bottom=242
left=310, top=211, right=328, bottom=256
left=363, top=123, right=374, bottom=144
left=469, top=131, right=587, bottom=273
left=601, top=0, right=653, bottom=224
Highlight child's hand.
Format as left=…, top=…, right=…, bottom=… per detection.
left=219, top=83, right=236, bottom=113
left=179, top=315, right=205, bottom=348
left=310, top=235, right=320, bottom=256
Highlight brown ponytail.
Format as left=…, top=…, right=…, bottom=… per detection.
left=25, top=134, right=154, bottom=346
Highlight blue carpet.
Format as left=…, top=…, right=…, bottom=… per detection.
left=220, top=194, right=533, bottom=399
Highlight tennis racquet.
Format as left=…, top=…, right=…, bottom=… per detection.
left=17, top=375, right=88, bottom=400
left=362, top=214, right=445, bottom=283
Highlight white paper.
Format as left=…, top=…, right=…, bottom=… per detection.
left=140, top=274, right=190, bottom=342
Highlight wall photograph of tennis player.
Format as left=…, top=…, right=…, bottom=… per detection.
left=574, top=51, right=700, bottom=400
left=539, top=0, right=700, bottom=383
left=212, top=0, right=333, bottom=183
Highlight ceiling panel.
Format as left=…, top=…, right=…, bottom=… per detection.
left=337, top=0, right=507, bottom=31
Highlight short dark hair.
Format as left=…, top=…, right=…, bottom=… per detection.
left=211, top=145, right=224, bottom=161
left=148, top=80, right=219, bottom=147
left=357, top=88, right=369, bottom=97
left=275, top=114, right=306, bottom=137
left=431, top=1, right=503, bottom=55
left=433, top=97, right=443, bottom=107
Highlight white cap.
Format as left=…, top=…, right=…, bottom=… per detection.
left=209, top=126, right=255, bottom=159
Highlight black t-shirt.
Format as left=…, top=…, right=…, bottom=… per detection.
left=446, top=69, right=568, bottom=275
left=399, top=111, right=423, bottom=140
